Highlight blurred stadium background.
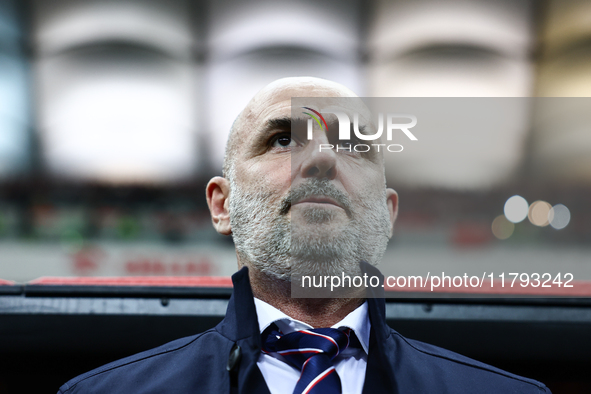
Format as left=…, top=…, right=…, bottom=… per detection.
left=1, top=0, right=591, bottom=392
left=0, top=0, right=590, bottom=282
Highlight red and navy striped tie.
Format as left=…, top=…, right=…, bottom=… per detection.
left=262, top=326, right=350, bottom=394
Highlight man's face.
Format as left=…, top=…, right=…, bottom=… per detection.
left=225, top=81, right=397, bottom=280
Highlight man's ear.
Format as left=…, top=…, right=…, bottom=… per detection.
left=386, top=188, right=399, bottom=238
left=206, top=176, right=232, bottom=235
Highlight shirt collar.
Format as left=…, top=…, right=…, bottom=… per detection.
left=254, top=297, right=370, bottom=354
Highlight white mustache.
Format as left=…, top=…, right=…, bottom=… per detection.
left=279, top=179, right=352, bottom=216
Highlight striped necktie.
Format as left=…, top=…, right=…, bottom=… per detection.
left=262, top=326, right=351, bottom=394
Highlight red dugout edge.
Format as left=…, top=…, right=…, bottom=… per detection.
left=384, top=278, right=591, bottom=296
left=28, top=276, right=234, bottom=288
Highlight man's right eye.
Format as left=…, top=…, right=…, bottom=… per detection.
left=271, top=134, right=296, bottom=148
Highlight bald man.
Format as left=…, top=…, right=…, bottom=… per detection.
left=58, top=78, right=550, bottom=394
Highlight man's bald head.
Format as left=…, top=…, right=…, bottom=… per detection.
left=222, top=77, right=358, bottom=180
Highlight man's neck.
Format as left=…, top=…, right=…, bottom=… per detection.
left=248, top=267, right=364, bottom=328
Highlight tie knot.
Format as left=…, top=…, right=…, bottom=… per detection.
left=262, top=326, right=350, bottom=394
left=263, top=327, right=350, bottom=363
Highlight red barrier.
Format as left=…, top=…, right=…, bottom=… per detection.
left=384, top=278, right=591, bottom=296
left=21, top=276, right=591, bottom=296
left=28, top=276, right=233, bottom=287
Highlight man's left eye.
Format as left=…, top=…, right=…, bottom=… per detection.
left=272, top=134, right=296, bottom=148
left=336, top=141, right=353, bottom=149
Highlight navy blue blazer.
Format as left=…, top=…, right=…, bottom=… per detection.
left=58, top=265, right=550, bottom=393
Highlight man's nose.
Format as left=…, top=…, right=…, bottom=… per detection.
left=299, top=135, right=338, bottom=180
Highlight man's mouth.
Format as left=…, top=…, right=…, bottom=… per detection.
left=292, top=196, right=345, bottom=210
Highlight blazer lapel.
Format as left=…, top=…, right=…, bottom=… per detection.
left=219, top=267, right=272, bottom=394
left=362, top=263, right=398, bottom=394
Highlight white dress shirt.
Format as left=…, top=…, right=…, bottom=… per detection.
left=254, top=298, right=370, bottom=394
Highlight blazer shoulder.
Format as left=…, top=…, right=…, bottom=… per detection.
left=58, top=328, right=230, bottom=393
left=389, top=328, right=551, bottom=393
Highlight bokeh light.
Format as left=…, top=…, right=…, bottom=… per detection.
left=504, top=195, right=529, bottom=223
left=528, top=200, right=552, bottom=227
left=549, top=204, right=571, bottom=230
left=492, top=215, right=515, bottom=240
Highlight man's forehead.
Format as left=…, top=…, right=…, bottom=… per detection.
left=228, top=77, right=363, bottom=161
left=247, top=80, right=356, bottom=125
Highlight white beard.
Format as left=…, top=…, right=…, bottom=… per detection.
left=229, top=178, right=391, bottom=281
